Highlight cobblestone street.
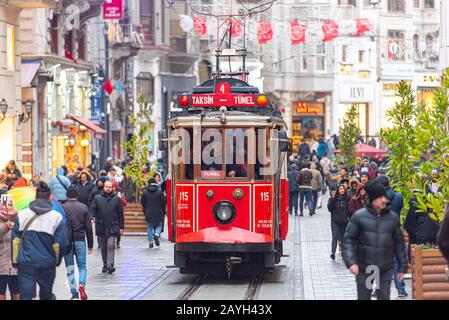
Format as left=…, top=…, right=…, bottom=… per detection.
left=49, top=194, right=411, bottom=300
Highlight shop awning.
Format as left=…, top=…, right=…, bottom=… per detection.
left=65, top=114, right=106, bottom=135
left=21, top=61, right=41, bottom=87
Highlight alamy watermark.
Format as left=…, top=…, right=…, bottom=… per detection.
left=64, top=0, right=90, bottom=31
left=169, top=127, right=284, bottom=176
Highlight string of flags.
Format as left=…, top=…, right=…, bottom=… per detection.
left=180, top=16, right=371, bottom=44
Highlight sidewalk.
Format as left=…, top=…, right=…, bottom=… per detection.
left=297, top=193, right=412, bottom=300
left=52, top=234, right=174, bottom=300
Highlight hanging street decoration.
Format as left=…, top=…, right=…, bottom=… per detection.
left=190, top=16, right=371, bottom=44
left=257, top=21, right=273, bottom=44
left=230, top=19, right=243, bottom=38
left=322, top=20, right=340, bottom=42
left=179, top=15, right=194, bottom=33
left=291, top=21, right=306, bottom=45
left=193, top=17, right=208, bottom=36
left=355, top=18, right=371, bottom=36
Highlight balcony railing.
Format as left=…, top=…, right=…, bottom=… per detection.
left=109, top=23, right=154, bottom=47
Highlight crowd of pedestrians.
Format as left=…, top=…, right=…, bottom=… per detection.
left=288, top=134, right=447, bottom=300
left=0, top=157, right=168, bottom=300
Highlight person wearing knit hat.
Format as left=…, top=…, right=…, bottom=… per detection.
left=364, top=181, right=388, bottom=203
left=342, top=180, right=408, bottom=300
left=374, top=175, right=407, bottom=298
left=61, top=184, right=94, bottom=300
left=141, top=178, right=166, bottom=248
left=12, top=181, right=69, bottom=300
left=360, top=172, right=370, bottom=185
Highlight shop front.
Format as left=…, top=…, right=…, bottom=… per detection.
left=381, top=81, right=402, bottom=129
left=291, top=101, right=325, bottom=148
left=415, top=72, right=440, bottom=109
left=337, top=83, right=374, bottom=140
left=51, top=116, right=105, bottom=174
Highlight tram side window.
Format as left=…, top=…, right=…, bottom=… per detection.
left=255, top=128, right=271, bottom=181
left=178, top=128, right=194, bottom=181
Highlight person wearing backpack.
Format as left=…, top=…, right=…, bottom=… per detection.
left=297, top=163, right=314, bottom=216
left=61, top=185, right=94, bottom=300
left=287, top=164, right=300, bottom=216
left=12, top=182, right=69, bottom=300
left=50, top=167, right=71, bottom=203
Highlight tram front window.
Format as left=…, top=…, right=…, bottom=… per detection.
left=200, top=128, right=249, bottom=179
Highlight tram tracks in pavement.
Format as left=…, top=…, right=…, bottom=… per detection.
left=245, top=274, right=264, bottom=300
left=176, top=273, right=209, bottom=300
left=176, top=273, right=264, bottom=300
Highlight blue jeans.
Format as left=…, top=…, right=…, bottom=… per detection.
left=299, top=188, right=313, bottom=215
left=392, top=256, right=406, bottom=294
left=312, top=190, right=319, bottom=209
left=64, top=241, right=87, bottom=297
left=147, top=223, right=162, bottom=243
left=18, top=266, right=56, bottom=300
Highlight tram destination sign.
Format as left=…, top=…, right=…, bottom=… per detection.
left=179, top=82, right=268, bottom=108
left=192, top=93, right=255, bottom=107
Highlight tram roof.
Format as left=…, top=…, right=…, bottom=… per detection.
left=167, top=110, right=287, bottom=128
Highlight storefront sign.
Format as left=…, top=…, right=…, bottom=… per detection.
left=416, top=73, right=440, bottom=87
left=294, top=102, right=324, bottom=115
left=103, top=0, right=123, bottom=20
left=382, top=81, right=411, bottom=96
left=339, top=84, right=373, bottom=102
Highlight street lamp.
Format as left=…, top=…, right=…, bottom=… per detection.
left=19, top=99, right=33, bottom=125
left=0, top=99, right=8, bottom=123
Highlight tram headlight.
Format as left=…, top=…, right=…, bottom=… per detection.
left=213, top=201, right=236, bottom=224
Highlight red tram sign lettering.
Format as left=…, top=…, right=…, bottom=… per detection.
left=192, top=94, right=255, bottom=107
left=179, top=82, right=270, bottom=108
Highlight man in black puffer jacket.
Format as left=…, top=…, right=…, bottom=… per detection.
left=343, top=181, right=408, bottom=300
left=90, top=180, right=124, bottom=274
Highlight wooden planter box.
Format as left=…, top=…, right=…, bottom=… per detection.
left=412, top=245, right=449, bottom=300
left=124, top=202, right=147, bottom=233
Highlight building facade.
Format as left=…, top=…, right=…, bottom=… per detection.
left=0, top=0, right=55, bottom=179
left=20, top=0, right=105, bottom=181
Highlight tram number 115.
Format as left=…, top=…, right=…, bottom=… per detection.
left=260, top=192, right=270, bottom=202
left=180, top=192, right=189, bottom=201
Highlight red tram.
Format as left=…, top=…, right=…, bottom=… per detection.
left=160, top=78, right=290, bottom=276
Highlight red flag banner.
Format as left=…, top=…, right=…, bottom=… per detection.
left=103, top=80, right=113, bottom=95
left=355, top=18, right=371, bottom=36
left=257, top=21, right=273, bottom=44
left=65, top=49, right=78, bottom=64
left=322, top=20, right=339, bottom=42
left=193, top=17, right=208, bottom=36
left=291, top=21, right=306, bottom=45
left=230, top=19, right=242, bottom=38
